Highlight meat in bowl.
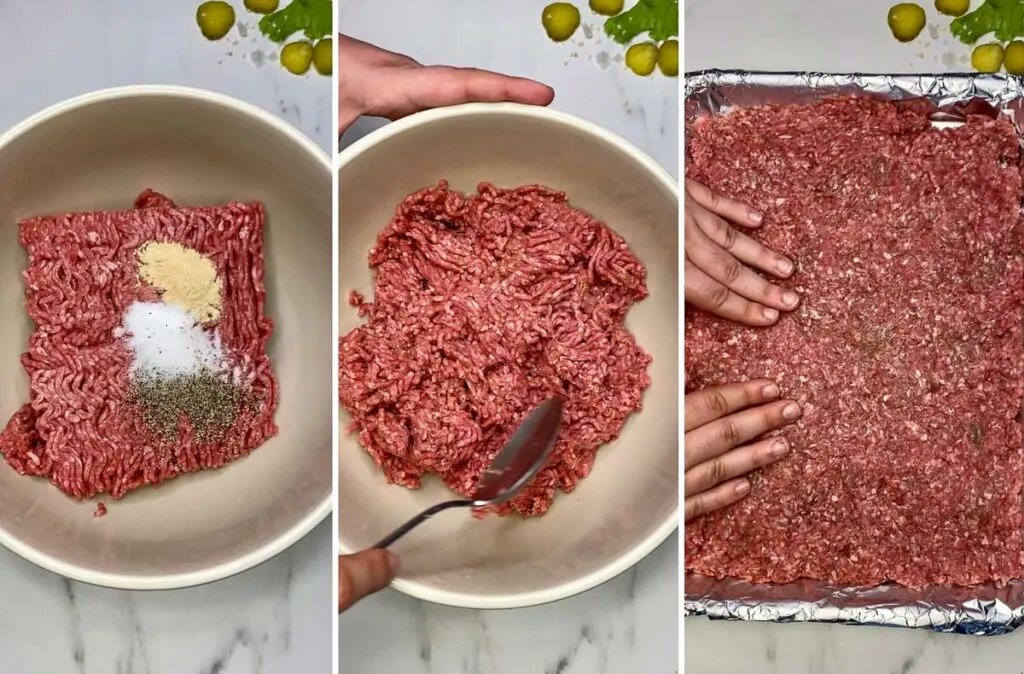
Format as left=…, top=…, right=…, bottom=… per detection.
left=340, top=180, right=652, bottom=516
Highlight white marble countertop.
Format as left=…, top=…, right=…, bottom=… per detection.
left=685, top=1, right=1024, bottom=671
left=338, top=1, right=679, bottom=672
left=0, top=1, right=332, bottom=672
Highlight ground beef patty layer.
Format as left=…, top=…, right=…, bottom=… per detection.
left=685, top=97, right=1024, bottom=588
left=340, top=181, right=652, bottom=517
left=0, top=191, right=278, bottom=499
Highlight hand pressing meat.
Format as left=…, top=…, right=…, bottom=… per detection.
left=339, top=35, right=555, bottom=135
left=685, top=179, right=800, bottom=326
left=684, top=379, right=801, bottom=521
left=339, top=549, right=400, bottom=612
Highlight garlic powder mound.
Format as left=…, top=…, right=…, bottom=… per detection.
left=138, top=242, right=222, bottom=322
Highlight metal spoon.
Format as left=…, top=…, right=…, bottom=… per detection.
left=372, top=396, right=565, bottom=550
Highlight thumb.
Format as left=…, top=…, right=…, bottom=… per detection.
left=338, top=549, right=399, bottom=612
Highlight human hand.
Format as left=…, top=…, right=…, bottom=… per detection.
left=684, top=380, right=801, bottom=521
left=339, top=35, right=555, bottom=135
left=685, top=180, right=800, bottom=326
left=338, top=549, right=399, bottom=612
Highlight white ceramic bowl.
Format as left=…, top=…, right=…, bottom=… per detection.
left=0, top=86, right=333, bottom=589
left=338, top=103, right=679, bottom=609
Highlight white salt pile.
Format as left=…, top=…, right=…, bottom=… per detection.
left=117, top=301, right=226, bottom=378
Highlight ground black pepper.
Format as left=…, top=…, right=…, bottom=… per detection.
left=130, top=370, right=247, bottom=441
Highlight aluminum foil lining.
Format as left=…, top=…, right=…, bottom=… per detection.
left=683, top=69, right=1024, bottom=636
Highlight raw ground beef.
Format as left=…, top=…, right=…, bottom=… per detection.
left=340, top=181, right=652, bottom=517
left=685, top=97, right=1024, bottom=588
left=0, top=191, right=278, bottom=500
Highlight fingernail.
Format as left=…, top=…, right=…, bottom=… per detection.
left=762, top=307, right=779, bottom=321
left=748, top=211, right=763, bottom=225
left=735, top=480, right=751, bottom=495
left=782, top=291, right=799, bottom=308
left=761, top=383, right=779, bottom=399
left=777, top=258, right=793, bottom=275
left=771, top=439, right=789, bottom=457
left=783, top=403, right=801, bottom=420
left=387, top=551, right=402, bottom=575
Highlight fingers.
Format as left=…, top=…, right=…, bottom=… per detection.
left=687, top=223, right=799, bottom=314
left=685, top=180, right=762, bottom=229
left=684, top=179, right=800, bottom=326
left=685, top=261, right=778, bottom=327
left=692, top=208, right=795, bottom=280
left=338, top=549, right=399, bottom=612
left=340, top=36, right=554, bottom=124
left=398, top=66, right=554, bottom=118
left=685, top=437, right=789, bottom=495
left=684, top=379, right=779, bottom=432
left=685, top=399, right=801, bottom=468
left=685, top=478, right=750, bottom=522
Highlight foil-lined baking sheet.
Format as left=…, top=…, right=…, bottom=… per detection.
left=683, top=69, right=1024, bottom=636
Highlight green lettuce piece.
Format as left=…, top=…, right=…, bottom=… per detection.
left=259, top=0, right=332, bottom=43
left=604, top=0, right=679, bottom=45
left=950, top=0, right=1024, bottom=45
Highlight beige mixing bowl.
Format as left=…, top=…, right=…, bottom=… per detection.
left=338, top=103, right=678, bottom=609
left=0, top=86, right=332, bottom=589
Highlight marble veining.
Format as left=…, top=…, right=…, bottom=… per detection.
left=339, top=536, right=678, bottom=674
left=0, top=524, right=331, bottom=674
left=338, top=1, right=679, bottom=672
left=2, top=0, right=332, bottom=152
left=687, top=617, right=1024, bottom=674
left=0, top=1, right=332, bottom=672
left=686, top=0, right=1024, bottom=672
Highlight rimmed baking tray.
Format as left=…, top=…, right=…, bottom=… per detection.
left=684, top=69, right=1024, bottom=635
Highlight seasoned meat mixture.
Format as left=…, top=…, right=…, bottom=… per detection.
left=686, top=97, right=1024, bottom=588
left=340, top=181, right=652, bottom=516
left=0, top=191, right=278, bottom=499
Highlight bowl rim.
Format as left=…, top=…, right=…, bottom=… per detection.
left=0, top=84, right=333, bottom=591
left=337, top=102, right=680, bottom=610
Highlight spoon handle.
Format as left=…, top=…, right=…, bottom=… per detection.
left=373, top=498, right=475, bottom=549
